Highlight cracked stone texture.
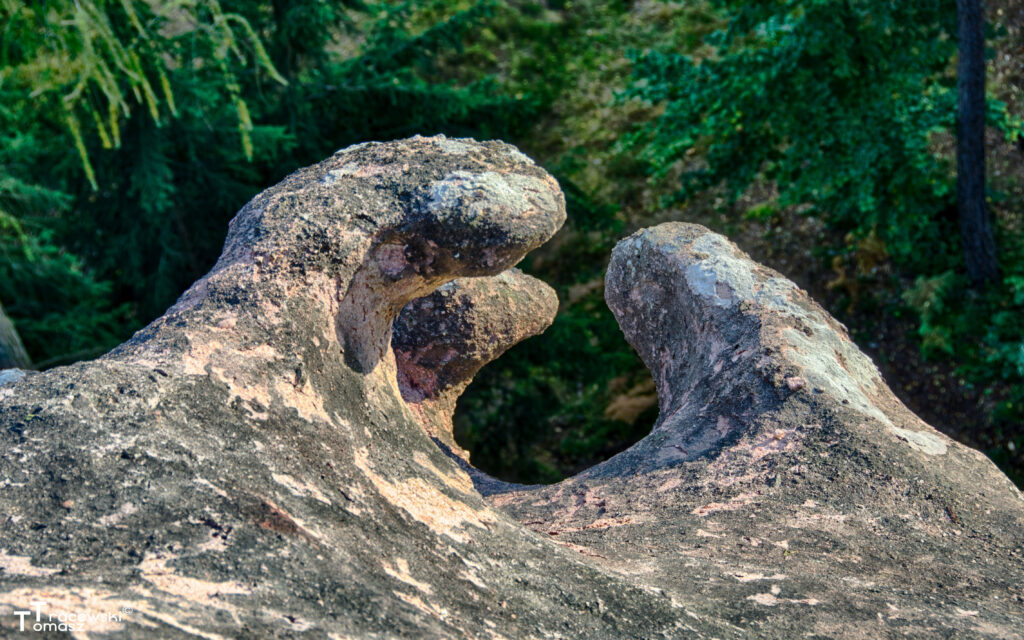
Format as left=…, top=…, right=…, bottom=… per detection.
left=1, top=136, right=1022, bottom=639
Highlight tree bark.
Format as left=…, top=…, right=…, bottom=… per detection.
left=0, top=300, right=32, bottom=369
left=956, top=0, right=1001, bottom=284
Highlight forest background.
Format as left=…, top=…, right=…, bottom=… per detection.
left=1, top=0, right=1022, bottom=486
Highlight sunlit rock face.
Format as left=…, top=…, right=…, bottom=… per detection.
left=1, top=136, right=1021, bottom=639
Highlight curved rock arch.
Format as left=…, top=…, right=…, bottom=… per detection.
left=0, top=136, right=1021, bottom=638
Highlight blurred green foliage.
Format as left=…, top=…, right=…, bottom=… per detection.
left=902, top=266, right=1024, bottom=486
left=626, top=0, right=965, bottom=271
left=0, top=0, right=1021, bottom=485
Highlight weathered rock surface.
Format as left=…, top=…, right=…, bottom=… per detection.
left=0, top=302, right=31, bottom=370
left=393, top=269, right=558, bottom=460
left=1, top=136, right=1022, bottom=639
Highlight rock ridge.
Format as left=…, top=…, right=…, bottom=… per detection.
left=0, top=136, right=1021, bottom=639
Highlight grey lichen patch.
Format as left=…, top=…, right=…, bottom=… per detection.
left=0, top=369, right=26, bottom=387
left=322, top=162, right=360, bottom=184
left=891, top=426, right=949, bottom=455
left=501, top=146, right=535, bottom=165
left=429, top=136, right=484, bottom=156
left=684, top=235, right=802, bottom=315
left=683, top=235, right=758, bottom=308
left=780, top=327, right=891, bottom=426
left=425, top=171, right=564, bottom=245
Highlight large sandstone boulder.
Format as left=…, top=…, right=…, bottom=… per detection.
left=0, top=136, right=1022, bottom=638
left=0, top=302, right=31, bottom=370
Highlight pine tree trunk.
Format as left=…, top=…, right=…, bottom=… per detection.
left=0, top=301, right=32, bottom=370
left=956, top=0, right=1001, bottom=284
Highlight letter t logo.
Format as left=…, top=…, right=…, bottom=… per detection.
left=13, top=611, right=30, bottom=631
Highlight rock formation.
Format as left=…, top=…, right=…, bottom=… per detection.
left=0, top=136, right=1022, bottom=638
left=0, top=301, right=31, bottom=370
left=393, top=269, right=558, bottom=460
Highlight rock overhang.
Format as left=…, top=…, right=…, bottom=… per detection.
left=0, top=135, right=1021, bottom=639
